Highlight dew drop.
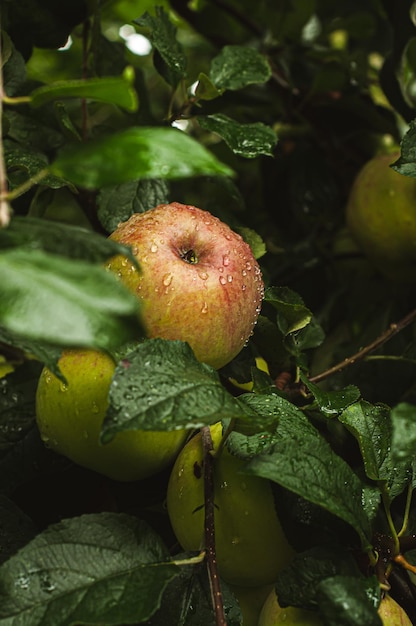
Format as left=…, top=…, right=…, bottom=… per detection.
left=219, top=276, right=227, bottom=285
left=201, top=302, right=208, bottom=314
left=163, top=273, right=173, bottom=286
left=223, top=254, right=230, bottom=266
left=242, top=284, right=247, bottom=291
left=227, top=274, right=233, bottom=283
left=150, top=243, right=158, bottom=253
left=131, top=245, right=139, bottom=256
left=198, top=270, right=208, bottom=280
left=60, top=383, right=68, bottom=392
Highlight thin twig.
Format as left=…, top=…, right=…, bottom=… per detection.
left=309, top=308, right=416, bottom=385
left=0, top=27, right=11, bottom=227
left=201, top=425, right=226, bottom=626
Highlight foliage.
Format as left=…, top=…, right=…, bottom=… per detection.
left=1, top=1, right=416, bottom=625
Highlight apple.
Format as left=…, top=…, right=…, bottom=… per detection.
left=36, top=349, right=188, bottom=481
left=230, top=584, right=274, bottom=626
left=107, top=202, right=264, bottom=369
left=166, top=422, right=294, bottom=587
left=258, top=589, right=413, bottom=626
left=345, top=151, right=416, bottom=283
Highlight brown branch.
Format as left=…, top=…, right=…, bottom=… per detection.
left=201, top=425, right=226, bottom=626
left=0, top=29, right=11, bottom=227
left=309, top=307, right=416, bottom=385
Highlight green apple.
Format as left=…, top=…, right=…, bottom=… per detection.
left=107, top=202, right=264, bottom=369
left=346, top=151, right=416, bottom=282
left=258, top=589, right=413, bottom=625
left=230, top=584, right=274, bottom=626
left=166, top=422, right=294, bottom=587
left=36, top=349, right=188, bottom=481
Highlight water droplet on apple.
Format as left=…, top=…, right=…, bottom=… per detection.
left=219, top=276, right=227, bottom=285
left=223, top=254, right=230, bottom=266
left=227, top=274, right=233, bottom=282
left=201, top=302, right=208, bottom=314
left=91, top=402, right=99, bottom=414
left=163, top=273, right=173, bottom=286
left=225, top=234, right=232, bottom=240
left=198, top=270, right=208, bottom=280
left=242, top=284, right=246, bottom=291
left=150, top=243, right=158, bottom=253
left=245, top=261, right=252, bottom=271
left=131, top=245, right=139, bottom=256
left=45, top=373, right=52, bottom=384
left=60, top=382, right=68, bottom=392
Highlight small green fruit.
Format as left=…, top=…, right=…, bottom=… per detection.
left=166, top=423, right=294, bottom=587
left=36, top=349, right=188, bottom=482
left=346, top=151, right=416, bottom=282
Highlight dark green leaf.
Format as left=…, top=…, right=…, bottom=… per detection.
left=339, top=401, right=411, bottom=499
left=301, top=375, right=361, bottom=416
left=390, top=403, right=416, bottom=462
left=391, top=120, right=416, bottom=177
left=0, top=248, right=143, bottom=352
left=0, top=216, right=137, bottom=266
left=284, top=316, right=325, bottom=356
left=197, top=114, right=277, bottom=158
left=265, top=286, right=313, bottom=335
left=97, top=179, right=170, bottom=234
left=4, top=143, right=63, bottom=191
left=103, top=339, right=246, bottom=441
left=50, top=127, right=233, bottom=189
left=30, top=68, right=138, bottom=111
left=0, top=513, right=178, bottom=625
left=209, top=45, right=271, bottom=91
left=275, top=545, right=362, bottom=610
left=245, top=416, right=373, bottom=549
left=317, top=575, right=381, bottom=626
left=135, top=7, right=187, bottom=86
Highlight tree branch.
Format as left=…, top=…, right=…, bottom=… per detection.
left=201, top=425, right=226, bottom=626
left=309, top=307, right=416, bottom=385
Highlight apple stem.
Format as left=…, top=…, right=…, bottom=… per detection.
left=201, top=425, right=227, bottom=626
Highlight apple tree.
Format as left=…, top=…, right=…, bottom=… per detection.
left=1, top=1, right=416, bottom=625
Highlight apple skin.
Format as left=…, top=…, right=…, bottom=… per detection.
left=258, top=589, right=413, bottom=626
left=166, top=422, right=294, bottom=587
left=346, top=151, right=416, bottom=283
left=107, top=203, right=264, bottom=369
left=36, top=349, right=188, bottom=482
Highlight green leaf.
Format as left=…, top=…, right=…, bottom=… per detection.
left=274, top=545, right=363, bottom=610
left=0, top=248, right=143, bottom=352
left=391, top=120, right=416, bottom=177
left=339, top=401, right=411, bottom=499
left=209, top=45, right=271, bottom=91
left=135, top=7, right=187, bottom=87
left=97, top=179, right=170, bottom=234
left=102, top=338, right=246, bottom=441
left=194, top=72, right=222, bottom=100
left=4, top=143, right=64, bottom=191
left=301, top=374, right=361, bottom=416
left=1, top=216, right=137, bottom=266
left=0, top=513, right=178, bottom=625
left=265, top=286, right=313, bottom=335
left=29, top=67, right=138, bottom=112
left=390, top=402, right=416, bottom=462
left=245, top=413, right=373, bottom=550
left=236, top=226, right=267, bottom=259
left=317, top=575, right=381, bottom=626
left=50, top=127, right=234, bottom=189
left=197, top=114, right=277, bottom=158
